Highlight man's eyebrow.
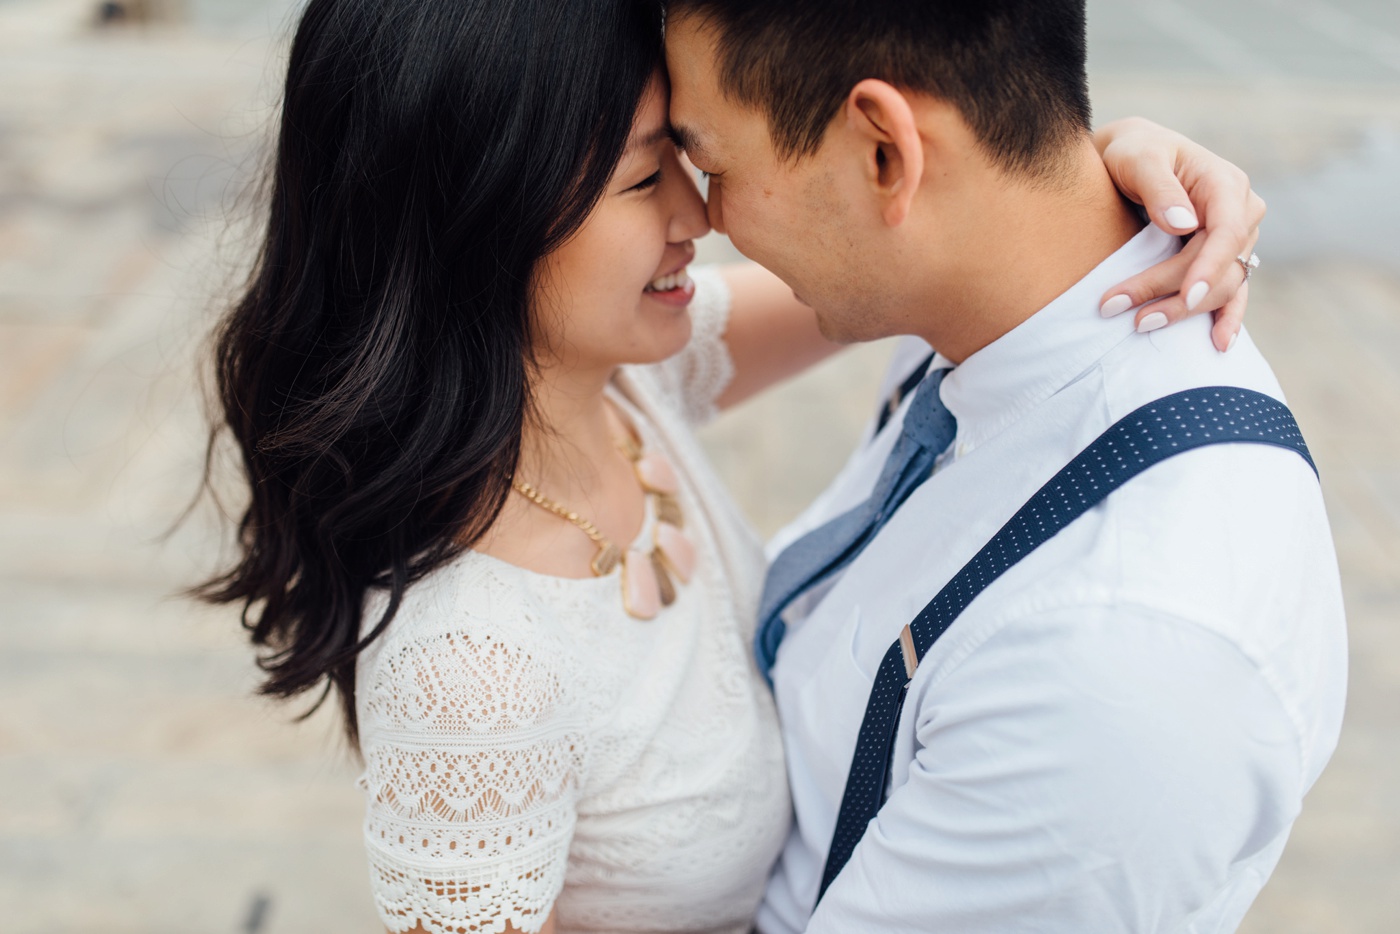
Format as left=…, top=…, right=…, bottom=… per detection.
left=669, top=123, right=706, bottom=158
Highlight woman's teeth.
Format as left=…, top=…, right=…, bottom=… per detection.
left=644, top=269, right=692, bottom=293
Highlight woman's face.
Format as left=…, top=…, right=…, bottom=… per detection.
left=532, top=74, right=711, bottom=375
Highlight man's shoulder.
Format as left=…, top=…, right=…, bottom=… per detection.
left=1100, top=316, right=1285, bottom=418
left=1089, top=319, right=1338, bottom=620
left=987, top=366, right=1339, bottom=661
left=950, top=396, right=1346, bottom=781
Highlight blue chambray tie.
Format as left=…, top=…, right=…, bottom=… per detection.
left=755, top=365, right=958, bottom=683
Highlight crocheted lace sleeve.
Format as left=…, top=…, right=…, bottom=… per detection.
left=642, top=263, right=735, bottom=426
left=358, top=612, right=586, bottom=934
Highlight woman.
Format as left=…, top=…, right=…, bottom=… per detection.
left=198, top=0, right=1263, bottom=931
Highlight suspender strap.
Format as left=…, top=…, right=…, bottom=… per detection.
left=875, top=351, right=938, bottom=434
left=816, top=387, right=1317, bottom=904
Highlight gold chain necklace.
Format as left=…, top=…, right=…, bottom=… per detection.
left=510, top=433, right=696, bottom=621
left=511, top=478, right=624, bottom=576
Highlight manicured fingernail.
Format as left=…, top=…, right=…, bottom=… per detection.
left=1226, top=330, right=1239, bottom=353
left=1100, top=294, right=1134, bottom=318
left=1165, top=206, right=1198, bottom=229
left=1186, top=280, right=1210, bottom=311
left=1137, top=311, right=1169, bottom=333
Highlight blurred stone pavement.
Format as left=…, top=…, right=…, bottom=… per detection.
left=0, top=0, right=1397, bottom=931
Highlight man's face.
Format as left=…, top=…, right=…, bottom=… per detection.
left=665, top=14, right=892, bottom=343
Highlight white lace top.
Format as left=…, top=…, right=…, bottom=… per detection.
left=355, top=266, right=792, bottom=934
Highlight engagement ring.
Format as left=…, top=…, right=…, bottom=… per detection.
left=1236, top=252, right=1261, bottom=282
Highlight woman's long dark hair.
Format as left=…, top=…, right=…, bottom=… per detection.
left=197, top=0, right=664, bottom=743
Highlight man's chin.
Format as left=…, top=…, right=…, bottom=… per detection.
left=812, top=309, right=859, bottom=346
left=815, top=302, right=894, bottom=346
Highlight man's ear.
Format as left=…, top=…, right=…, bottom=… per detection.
left=845, top=79, right=924, bottom=228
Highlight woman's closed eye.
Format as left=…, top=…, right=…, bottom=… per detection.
left=628, top=169, right=663, bottom=192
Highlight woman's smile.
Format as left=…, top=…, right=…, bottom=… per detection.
left=643, top=267, right=696, bottom=306
left=642, top=241, right=699, bottom=306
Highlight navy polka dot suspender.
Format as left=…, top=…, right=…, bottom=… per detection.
left=816, top=387, right=1318, bottom=906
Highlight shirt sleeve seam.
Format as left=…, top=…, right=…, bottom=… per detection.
left=919, top=595, right=1308, bottom=787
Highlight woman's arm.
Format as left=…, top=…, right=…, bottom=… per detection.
left=714, top=261, right=843, bottom=410
left=360, top=626, right=581, bottom=934
left=713, top=119, right=1267, bottom=408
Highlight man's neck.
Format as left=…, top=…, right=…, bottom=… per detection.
left=912, top=142, right=1144, bottom=364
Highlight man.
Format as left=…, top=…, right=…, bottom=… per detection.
left=664, top=2, right=1348, bottom=932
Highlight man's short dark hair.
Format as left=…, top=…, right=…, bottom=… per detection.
left=668, top=0, right=1093, bottom=177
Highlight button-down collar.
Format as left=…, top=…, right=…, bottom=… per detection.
left=938, top=224, right=1179, bottom=454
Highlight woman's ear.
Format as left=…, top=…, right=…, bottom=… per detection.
left=845, top=79, right=924, bottom=228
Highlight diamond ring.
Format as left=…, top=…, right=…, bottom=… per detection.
left=1236, top=252, right=1260, bottom=282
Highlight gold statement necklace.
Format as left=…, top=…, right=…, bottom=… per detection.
left=510, top=421, right=696, bottom=621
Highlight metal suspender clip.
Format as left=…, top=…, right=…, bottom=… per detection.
left=898, top=624, right=918, bottom=680
left=885, top=394, right=901, bottom=422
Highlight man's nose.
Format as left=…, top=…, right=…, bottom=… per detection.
left=668, top=167, right=712, bottom=243
left=706, top=177, right=726, bottom=235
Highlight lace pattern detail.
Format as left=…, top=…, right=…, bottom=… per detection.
left=359, top=619, right=586, bottom=934
left=368, top=842, right=571, bottom=934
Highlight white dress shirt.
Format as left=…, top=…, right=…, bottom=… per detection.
left=757, top=225, right=1348, bottom=934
